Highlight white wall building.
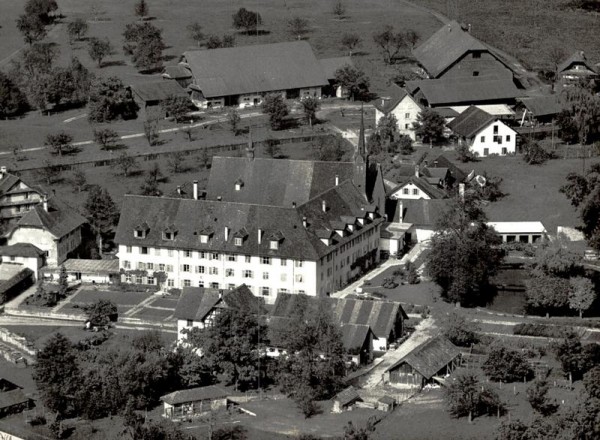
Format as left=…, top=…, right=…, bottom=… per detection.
left=374, top=84, right=422, bottom=141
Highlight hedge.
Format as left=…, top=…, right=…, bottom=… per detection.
left=513, top=323, right=573, bottom=338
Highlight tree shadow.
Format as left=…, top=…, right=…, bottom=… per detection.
left=163, top=54, right=178, bottom=62
left=241, top=29, right=271, bottom=36
left=102, top=60, right=126, bottom=68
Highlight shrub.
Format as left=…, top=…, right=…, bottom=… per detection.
left=482, top=346, right=533, bottom=382
left=513, top=323, right=573, bottom=338
left=439, top=312, right=480, bottom=347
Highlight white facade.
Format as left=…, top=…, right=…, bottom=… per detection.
left=389, top=182, right=432, bottom=200
left=7, top=227, right=81, bottom=268
left=375, top=95, right=421, bottom=141
left=191, top=88, right=321, bottom=110
left=468, top=120, right=517, bottom=157
left=0, top=257, right=43, bottom=280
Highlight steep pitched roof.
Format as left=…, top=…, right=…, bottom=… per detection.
left=517, top=96, right=563, bottom=117
left=407, top=76, right=522, bottom=106
left=161, top=385, right=228, bottom=405
left=447, top=106, right=496, bottom=138
left=373, top=84, right=418, bottom=114
left=319, top=56, right=353, bottom=80
left=387, top=199, right=451, bottom=226
left=0, top=243, right=45, bottom=258
left=131, top=81, right=188, bottom=103
left=558, top=51, right=597, bottom=74
left=163, top=65, right=192, bottom=80
left=15, top=198, right=86, bottom=239
left=0, top=174, right=21, bottom=195
left=206, top=157, right=355, bottom=207
left=388, top=176, right=447, bottom=199
left=341, top=324, right=372, bottom=352
left=183, top=42, right=329, bottom=98
left=271, top=293, right=407, bottom=339
left=0, top=388, right=31, bottom=410
left=425, top=154, right=468, bottom=183
left=413, top=21, right=489, bottom=78
left=386, top=336, right=461, bottom=380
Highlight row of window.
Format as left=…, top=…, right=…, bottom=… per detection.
left=480, top=135, right=510, bottom=143
left=402, top=188, right=420, bottom=195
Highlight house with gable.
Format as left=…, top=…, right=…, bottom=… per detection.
left=374, top=83, right=422, bottom=140
left=0, top=167, right=46, bottom=220
left=557, top=51, right=597, bottom=87
left=319, top=56, right=353, bottom=98
left=5, top=197, right=86, bottom=267
left=387, top=166, right=448, bottom=201
left=448, top=106, right=517, bottom=157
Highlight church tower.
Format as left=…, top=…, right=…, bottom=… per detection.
left=353, top=106, right=367, bottom=198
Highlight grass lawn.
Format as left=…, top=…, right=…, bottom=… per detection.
left=362, top=265, right=442, bottom=306
left=131, top=307, right=174, bottom=320
left=148, top=297, right=179, bottom=309
left=2, top=324, right=91, bottom=349
left=69, top=288, right=153, bottom=306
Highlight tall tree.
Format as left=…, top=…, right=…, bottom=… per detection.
left=93, top=128, right=119, bottom=150
left=16, top=14, right=47, bottom=45
left=167, top=152, right=185, bottom=174
left=341, top=33, right=361, bottom=56
left=569, top=276, right=596, bottom=318
left=334, top=64, right=369, bottom=101
left=301, top=97, right=320, bottom=127
left=262, top=94, right=289, bottom=130
left=312, top=135, right=346, bottom=161
left=482, top=346, right=533, bottom=382
left=88, top=37, right=113, bottom=67
left=123, top=22, right=165, bottom=71
left=116, top=152, right=138, bottom=176
left=232, top=8, right=262, bottom=34
left=67, top=18, right=89, bottom=43
left=377, top=113, right=398, bottom=143
left=373, top=25, right=407, bottom=64
left=444, top=371, right=503, bottom=422
left=0, top=72, right=28, bottom=118
left=140, top=162, right=163, bottom=196
left=560, top=86, right=600, bottom=145
left=527, top=379, right=559, bottom=416
left=187, top=22, right=204, bottom=47
left=413, top=109, right=446, bottom=145
left=72, top=169, right=87, bottom=193
left=45, top=132, right=75, bottom=156
left=426, top=194, right=503, bottom=305
left=83, top=185, right=119, bottom=256
left=88, top=76, right=139, bottom=123
left=24, top=0, right=58, bottom=24
left=228, top=108, right=241, bottom=135
left=134, top=0, right=149, bottom=20
left=287, top=17, right=310, bottom=40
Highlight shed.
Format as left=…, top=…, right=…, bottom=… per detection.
left=377, top=395, right=396, bottom=412
left=332, top=386, right=363, bottom=413
left=384, top=336, right=461, bottom=388
left=0, top=379, right=34, bottom=418
left=131, top=81, right=188, bottom=107
left=41, top=259, right=119, bottom=284
left=161, top=385, right=229, bottom=420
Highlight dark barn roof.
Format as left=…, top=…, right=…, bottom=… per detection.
left=517, top=96, right=563, bottom=118
left=0, top=243, right=45, bottom=258
left=447, top=106, right=496, bottom=138
left=386, top=336, right=461, bottom=379
left=387, top=198, right=451, bottom=226
left=161, top=385, right=228, bottom=405
left=558, top=51, right=597, bottom=74
left=182, top=41, right=329, bottom=98
left=131, top=81, right=188, bottom=103
left=0, top=388, right=31, bottom=410
left=341, top=324, right=372, bottom=352
left=334, top=386, right=362, bottom=407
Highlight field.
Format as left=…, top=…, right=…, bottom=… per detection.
left=416, top=0, right=600, bottom=72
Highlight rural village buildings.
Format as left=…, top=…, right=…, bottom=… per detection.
left=557, top=50, right=598, bottom=87
left=374, top=84, right=422, bottom=141
left=0, top=168, right=45, bottom=220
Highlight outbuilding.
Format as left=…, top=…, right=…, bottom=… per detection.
left=331, top=386, right=363, bottom=413
left=161, top=385, right=230, bottom=420
left=377, top=395, right=396, bottom=412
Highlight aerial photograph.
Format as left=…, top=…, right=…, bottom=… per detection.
left=0, top=0, right=599, bottom=439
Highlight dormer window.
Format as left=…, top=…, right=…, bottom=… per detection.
left=162, top=224, right=178, bottom=241
left=134, top=229, right=145, bottom=239
left=134, top=221, right=149, bottom=239
left=200, top=234, right=209, bottom=244
left=234, top=179, right=244, bottom=191
left=235, top=237, right=243, bottom=247
left=357, top=218, right=365, bottom=226
left=320, top=238, right=332, bottom=246
left=347, top=224, right=354, bottom=232
left=269, top=240, right=279, bottom=250
left=266, top=231, right=284, bottom=250
left=368, top=212, right=375, bottom=220
left=198, top=227, right=214, bottom=244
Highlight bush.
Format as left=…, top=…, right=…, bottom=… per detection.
left=482, top=346, right=533, bottom=382
left=513, top=323, right=573, bottom=338
left=439, top=312, right=480, bottom=347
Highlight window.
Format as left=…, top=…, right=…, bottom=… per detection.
left=183, top=280, right=191, bottom=287
left=200, top=235, right=209, bottom=244
left=159, top=263, right=165, bottom=271
left=403, top=188, right=409, bottom=195
left=137, top=262, right=146, bottom=270
left=164, top=232, right=174, bottom=240
left=211, top=253, right=219, bottom=261
left=167, top=279, right=174, bottom=287
left=123, top=260, right=131, bottom=269
left=166, top=264, right=174, bottom=272
left=261, top=256, right=271, bottom=265
left=413, top=188, right=419, bottom=195
left=136, top=276, right=143, bottom=284
left=295, top=274, right=303, bottom=283
left=261, top=287, right=270, bottom=296
left=226, top=268, right=234, bottom=277
left=298, top=290, right=306, bottom=294
left=245, top=255, right=251, bottom=263
left=182, top=264, right=190, bottom=272
left=126, top=246, right=132, bottom=253
left=506, top=135, right=511, bottom=142
left=210, top=282, right=219, bottom=289
left=234, top=237, right=243, bottom=246
left=473, top=71, right=479, bottom=76
left=281, top=258, right=287, bottom=266
left=473, top=51, right=481, bottom=59
left=187, top=319, right=193, bottom=327
left=134, top=230, right=144, bottom=238
left=228, top=255, right=236, bottom=262
left=228, top=284, right=236, bottom=290
left=493, top=125, right=498, bottom=134
left=480, top=136, right=485, bottom=142
left=295, top=260, right=303, bottom=268
left=168, top=249, right=174, bottom=257
left=125, top=274, right=132, bottom=283
left=263, top=272, right=269, bottom=280
left=501, top=147, right=507, bottom=155
left=405, top=112, right=410, bottom=119
left=243, top=270, right=253, bottom=278
left=209, top=267, right=218, bottom=275
left=278, top=288, right=289, bottom=294
left=280, top=273, right=287, bottom=282
left=196, top=266, right=205, bottom=274
left=147, top=262, right=154, bottom=270
left=147, top=276, right=154, bottom=285
left=200, top=252, right=206, bottom=259
left=405, top=123, right=410, bottom=129
left=483, top=148, right=489, bottom=156
left=198, top=281, right=204, bottom=287
left=184, top=250, right=192, bottom=258
left=269, top=240, right=278, bottom=250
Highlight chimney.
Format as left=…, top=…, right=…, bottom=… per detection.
left=414, top=165, right=420, bottom=178
left=42, top=195, right=48, bottom=212
left=302, top=216, right=307, bottom=228
left=322, top=200, right=327, bottom=212
left=224, top=227, right=229, bottom=242
left=217, top=196, right=222, bottom=201
left=257, top=228, right=262, bottom=244
left=292, top=202, right=297, bottom=208
left=459, top=183, right=465, bottom=201
left=218, top=290, right=223, bottom=299
left=0, top=166, right=6, bottom=179
left=335, top=174, right=339, bottom=186
left=467, top=23, right=472, bottom=33
left=398, top=200, right=404, bottom=223
left=193, top=180, right=198, bottom=200
left=177, top=185, right=182, bottom=195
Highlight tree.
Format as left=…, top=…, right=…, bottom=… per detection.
left=530, top=241, right=583, bottom=278
left=24, top=0, right=58, bottom=24
left=205, top=34, right=235, bottom=49
left=140, top=162, right=163, bottom=197
left=341, top=33, right=361, bottom=56
left=404, top=29, right=420, bottom=49
left=527, top=379, right=559, bottom=416
left=569, top=276, right=596, bottom=318
left=57, top=265, right=68, bottom=299
left=198, top=148, right=211, bottom=169
left=377, top=113, right=398, bottom=143
left=522, top=137, right=551, bottom=165
left=161, top=96, right=191, bottom=123
left=312, top=135, right=346, bottom=161
left=123, top=22, right=165, bottom=71
left=228, top=108, right=241, bottom=135
left=46, top=67, right=78, bottom=108
left=34, top=333, right=80, bottom=418
left=88, top=77, right=139, bottom=123
left=83, top=185, right=119, bottom=256
left=167, top=152, right=185, bottom=174
left=560, top=86, right=600, bottom=145
left=584, top=366, right=600, bottom=399
left=525, top=275, right=571, bottom=314
left=262, top=94, right=289, bottom=130
left=334, top=64, right=369, bottom=101
left=444, top=371, right=503, bottom=421
left=343, top=420, right=375, bottom=440
left=287, top=17, right=310, bottom=40
left=68, top=57, right=94, bottom=105
left=426, top=195, right=503, bottom=305
left=413, top=109, right=446, bottom=145
left=88, top=37, right=112, bottom=68
left=45, top=132, right=75, bottom=156
left=496, top=420, right=528, bottom=440
left=332, top=0, right=346, bottom=18
left=37, top=160, right=60, bottom=185
left=373, top=25, right=407, bottom=64
left=187, top=22, right=204, bottom=47
left=232, top=8, right=262, bottom=34
left=16, top=14, right=47, bottom=45
left=471, top=172, right=505, bottom=202
left=134, top=0, right=149, bottom=20
left=116, top=152, right=138, bottom=177
left=483, top=346, right=533, bottom=382
left=143, top=118, right=160, bottom=146
left=132, top=37, right=166, bottom=72
left=456, top=142, right=475, bottom=163
left=67, top=18, right=88, bottom=43
left=93, top=128, right=119, bottom=150
left=552, top=333, right=587, bottom=380
left=0, top=72, right=28, bottom=118
left=180, top=125, right=195, bottom=142
left=439, top=312, right=480, bottom=347
left=72, top=169, right=87, bottom=193
left=263, top=137, right=281, bottom=158
left=212, top=426, right=248, bottom=440
left=548, top=46, right=567, bottom=92
left=301, top=97, right=320, bottom=127
left=83, top=299, right=118, bottom=326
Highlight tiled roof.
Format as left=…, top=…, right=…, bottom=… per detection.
left=413, top=21, right=489, bottom=78
left=0, top=388, right=31, bottom=410
left=334, top=386, right=362, bottom=407
left=271, top=294, right=407, bottom=339
left=161, top=385, right=228, bottom=405
left=174, top=284, right=264, bottom=322
left=163, top=65, right=192, bottom=79
left=115, top=181, right=380, bottom=261
left=407, top=76, right=522, bottom=106
left=447, top=106, right=496, bottom=138
left=373, top=83, right=417, bottom=114
left=386, top=336, right=461, bottom=380
left=319, top=56, right=353, bottom=80
left=0, top=174, right=21, bottom=195
left=15, top=198, right=86, bottom=239
left=387, top=199, right=451, bottom=225
left=206, top=157, right=355, bottom=207
left=425, top=154, right=468, bottom=183
left=182, top=41, right=329, bottom=98
left=57, top=259, right=119, bottom=274
left=131, top=81, right=188, bottom=103
left=558, top=51, right=597, bottom=74
left=341, top=324, right=372, bottom=352
left=0, top=243, right=44, bottom=258
left=517, top=96, right=563, bottom=117
left=388, top=176, right=447, bottom=199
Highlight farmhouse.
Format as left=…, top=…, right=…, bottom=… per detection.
left=516, top=96, right=563, bottom=126
left=5, top=197, right=86, bottom=267
left=161, top=385, right=229, bottom=420
left=177, top=41, right=329, bottom=109
left=130, top=80, right=188, bottom=109
left=384, top=336, right=461, bottom=388
left=0, top=168, right=45, bottom=220
left=413, top=20, right=517, bottom=84
left=386, top=167, right=448, bottom=201
left=447, top=106, right=518, bottom=157
left=557, top=51, right=597, bottom=87
left=0, top=243, right=45, bottom=280
left=374, top=84, right=422, bottom=141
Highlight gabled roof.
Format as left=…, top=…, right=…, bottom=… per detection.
left=413, top=21, right=489, bottom=78
left=517, top=96, right=563, bottom=117
left=388, top=176, right=447, bottom=199
left=319, top=56, right=353, bottom=80
left=163, top=65, right=192, bottom=80
left=0, top=388, right=31, bottom=410
left=386, top=199, right=451, bottom=226
left=14, top=198, right=86, bottom=239
left=174, top=284, right=265, bottom=322
left=334, top=386, right=362, bottom=407
left=425, top=154, right=468, bottom=183
left=0, top=243, right=44, bottom=258
left=341, top=324, right=373, bottom=352
left=271, top=294, right=407, bottom=339
left=182, top=42, right=329, bottom=98
left=407, top=76, right=522, bottom=106
left=386, top=336, right=461, bottom=379
left=558, top=51, right=597, bottom=74
left=0, top=174, right=21, bottom=195
left=447, top=106, right=496, bottom=138
left=206, top=157, right=355, bottom=207
left=161, top=385, right=228, bottom=405
left=131, top=81, right=188, bottom=103
left=373, top=83, right=418, bottom=114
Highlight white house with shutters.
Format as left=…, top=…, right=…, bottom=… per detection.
left=374, top=84, right=422, bottom=141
